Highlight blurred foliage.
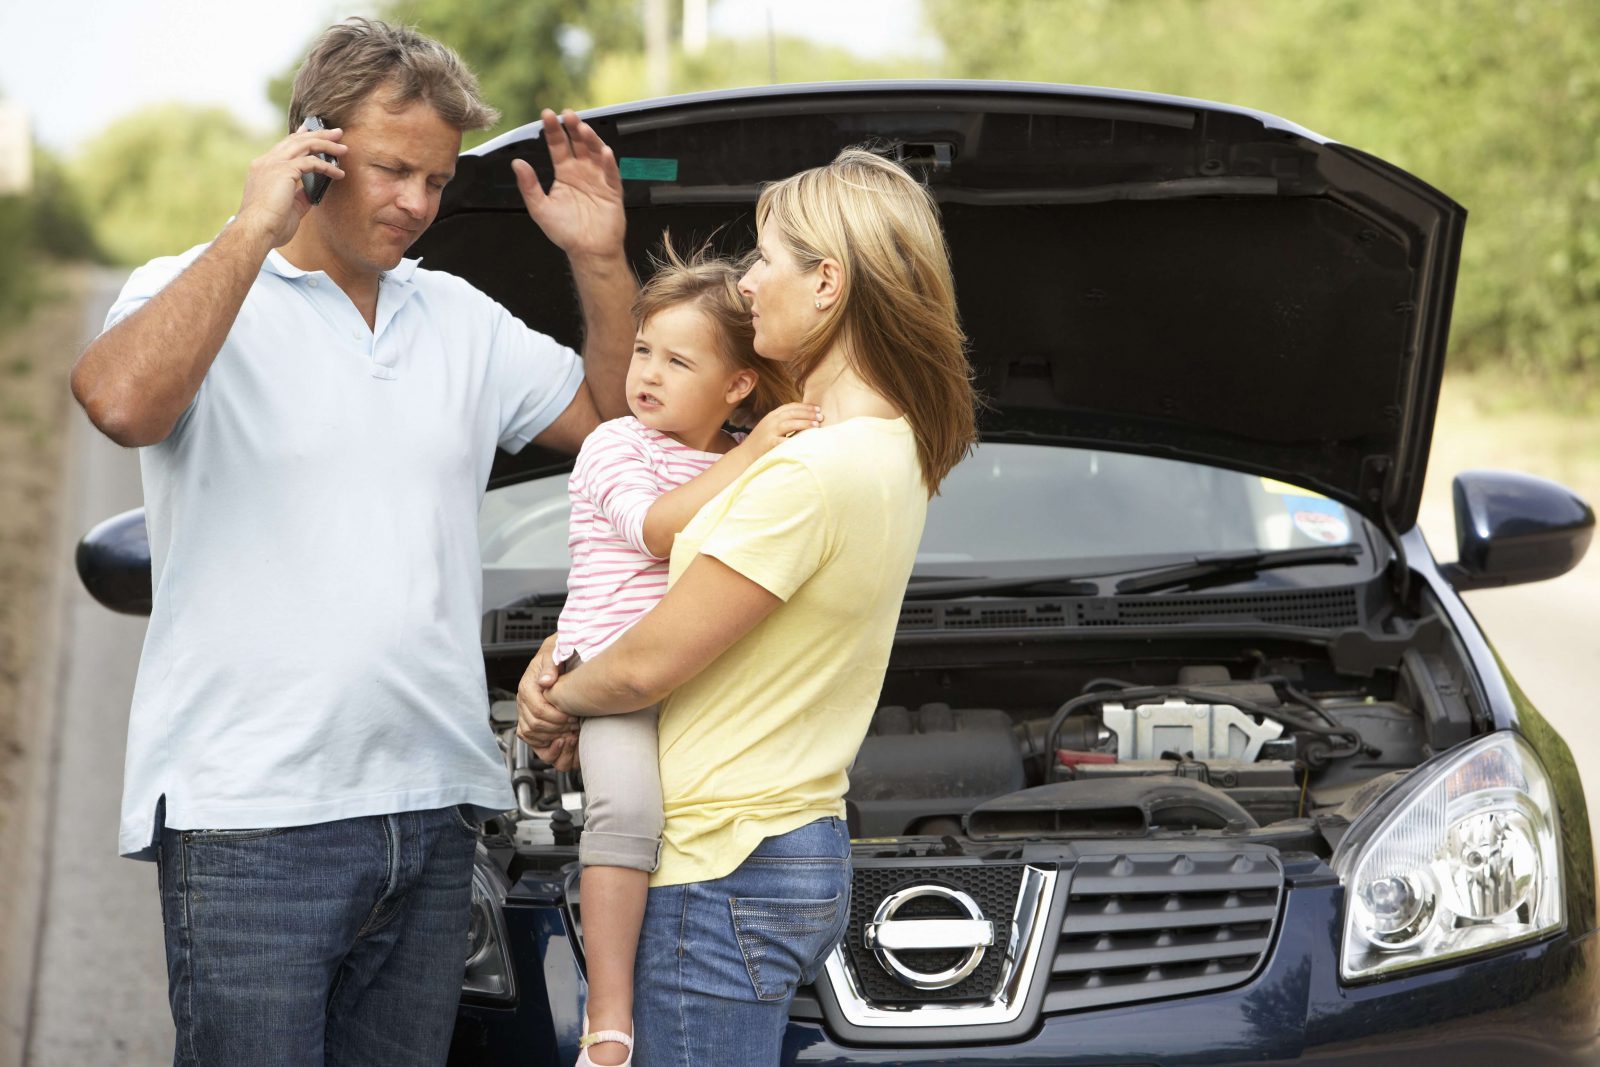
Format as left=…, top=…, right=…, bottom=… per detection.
left=591, top=36, right=929, bottom=103
left=69, top=104, right=270, bottom=266
left=0, top=196, right=31, bottom=317
left=44, top=0, right=1600, bottom=396
left=265, top=3, right=927, bottom=145
left=28, top=149, right=100, bottom=261
left=0, top=145, right=100, bottom=318
left=268, top=0, right=645, bottom=148
left=927, top=0, right=1600, bottom=389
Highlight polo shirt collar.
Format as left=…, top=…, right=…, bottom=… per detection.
left=263, top=249, right=310, bottom=279
left=262, top=249, right=422, bottom=286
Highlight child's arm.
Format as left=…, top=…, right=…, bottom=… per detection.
left=640, top=402, right=821, bottom=557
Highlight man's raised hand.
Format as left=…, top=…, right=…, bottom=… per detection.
left=511, top=108, right=626, bottom=261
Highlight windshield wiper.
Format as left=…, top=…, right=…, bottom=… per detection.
left=1112, top=543, right=1363, bottom=594
left=901, top=574, right=1100, bottom=600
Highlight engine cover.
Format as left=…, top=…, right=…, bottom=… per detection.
left=846, top=704, right=1024, bottom=838
left=1101, top=699, right=1284, bottom=761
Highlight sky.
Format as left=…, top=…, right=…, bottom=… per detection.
left=0, top=0, right=940, bottom=152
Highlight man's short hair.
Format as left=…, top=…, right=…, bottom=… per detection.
left=288, top=17, right=499, bottom=134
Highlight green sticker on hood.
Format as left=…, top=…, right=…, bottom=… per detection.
left=619, top=156, right=679, bottom=182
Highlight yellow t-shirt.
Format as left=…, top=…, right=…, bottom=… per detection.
left=651, top=416, right=927, bottom=887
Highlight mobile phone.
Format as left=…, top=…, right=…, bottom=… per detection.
left=301, top=115, right=335, bottom=206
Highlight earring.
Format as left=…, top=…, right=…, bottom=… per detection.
left=814, top=300, right=822, bottom=310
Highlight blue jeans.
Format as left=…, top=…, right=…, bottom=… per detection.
left=155, top=805, right=479, bottom=1066
left=632, top=816, right=851, bottom=1067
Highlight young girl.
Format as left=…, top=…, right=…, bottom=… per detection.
left=552, top=245, right=821, bottom=1067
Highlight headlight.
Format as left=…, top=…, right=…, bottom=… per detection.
left=1333, top=731, right=1563, bottom=981
left=463, top=851, right=518, bottom=1003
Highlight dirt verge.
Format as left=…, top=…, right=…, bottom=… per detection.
left=0, top=264, right=88, bottom=833
left=0, top=263, right=92, bottom=1059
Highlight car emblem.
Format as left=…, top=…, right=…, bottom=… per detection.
left=863, top=884, right=996, bottom=990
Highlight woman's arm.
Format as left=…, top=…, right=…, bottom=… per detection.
left=638, top=403, right=821, bottom=557
left=515, top=553, right=781, bottom=750
left=566, top=553, right=780, bottom=712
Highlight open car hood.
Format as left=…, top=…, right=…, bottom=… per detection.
left=413, top=81, right=1465, bottom=533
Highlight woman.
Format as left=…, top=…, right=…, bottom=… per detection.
left=518, top=147, right=977, bottom=1067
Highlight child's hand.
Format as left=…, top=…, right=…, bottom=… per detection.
left=533, top=733, right=580, bottom=773
left=744, top=403, right=823, bottom=454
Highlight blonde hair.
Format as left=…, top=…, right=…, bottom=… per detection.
left=288, top=17, right=499, bottom=134
left=755, top=148, right=977, bottom=494
left=634, top=237, right=798, bottom=428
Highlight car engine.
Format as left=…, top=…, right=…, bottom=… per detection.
left=485, top=657, right=1441, bottom=855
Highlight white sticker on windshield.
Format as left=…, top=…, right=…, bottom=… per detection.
left=1288, top=497, right=1351, bottom=544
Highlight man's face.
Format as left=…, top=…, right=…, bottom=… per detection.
left=313, top=92, right=461, bottom=276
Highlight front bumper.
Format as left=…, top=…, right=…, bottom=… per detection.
left=449, top=857, right=1600, bottom=1066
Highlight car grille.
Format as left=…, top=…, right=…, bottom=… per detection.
left=1043, top=848, right=1284, bottom=1013
left=843, top=863, right=1027, bottom=1004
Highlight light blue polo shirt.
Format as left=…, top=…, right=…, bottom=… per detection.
left=106, top=243, right=583, bottom=859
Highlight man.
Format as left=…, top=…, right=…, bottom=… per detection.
left=70, top=18, right=633, bottom=1065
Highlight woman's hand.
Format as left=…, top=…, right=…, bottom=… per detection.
left=741, top=403, right=823, bottom=456
left=517, top=634, right=579, bottom=763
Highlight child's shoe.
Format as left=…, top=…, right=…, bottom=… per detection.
left=575, top=1013, right=633, bottom=1067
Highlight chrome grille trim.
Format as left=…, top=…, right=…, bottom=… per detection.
left=820, top=865, right=1058, bottom=1027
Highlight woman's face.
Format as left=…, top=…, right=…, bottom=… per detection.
left=739, top=226, right=817, bottom=362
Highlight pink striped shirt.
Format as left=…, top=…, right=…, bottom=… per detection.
left=556, top=417, right=740, bottom=661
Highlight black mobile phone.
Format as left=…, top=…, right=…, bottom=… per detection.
left=302, top=115, right=335, bottom=205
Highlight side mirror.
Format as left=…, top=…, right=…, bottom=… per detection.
left=1441, top=470, right=1594, bottom=592
left=76, top=507, right=153, bottom=616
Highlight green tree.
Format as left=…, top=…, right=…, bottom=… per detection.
left=928, top=0, right=1600, bottom=392
left=0, top=193, right=31, bottom=317
left=29, top=147, right=100, bottom=261
left=0, top=92, right=100, bottom=318
left=266, top=3, right=934, bottom=146
left=69, top=104, right=269, bottom=266
left=268, top=1, right=644, bottom=147
left=591, top=34, right=932, bottom=104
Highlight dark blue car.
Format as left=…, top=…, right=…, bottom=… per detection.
left=82, top=82, right=1600, bottom=1065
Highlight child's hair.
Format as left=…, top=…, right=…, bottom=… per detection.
left=633, top=235, right=798, bottom=428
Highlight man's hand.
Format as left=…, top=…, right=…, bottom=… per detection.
left=740, top=403, right=824, bottom=455
left=236, top=124, right=348, bottom=249
left=517, top=634, right=579, bottom=767
left=511, top=108, right=625, bottom=261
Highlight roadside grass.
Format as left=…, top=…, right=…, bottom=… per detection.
left=0, top=263, right=88, bottom=835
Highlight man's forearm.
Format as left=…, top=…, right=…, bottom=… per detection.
left=72, top=216, right=275, bottom=447
left=569, top=250, right=637, bottom=422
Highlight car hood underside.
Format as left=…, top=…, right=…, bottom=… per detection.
left=414, top=81, right=1466, bottom=532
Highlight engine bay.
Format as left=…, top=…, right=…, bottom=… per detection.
left=482, top=612, right=1489, bottom=866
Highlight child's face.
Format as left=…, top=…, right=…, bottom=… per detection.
left=627, top=304, right=755, bottom=443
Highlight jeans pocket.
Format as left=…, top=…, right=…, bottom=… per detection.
left=728, top=893, right=844, bottom=1002
left=183, top=827, right=290, bottom=842
left=448, top=804, right=482, bottom=838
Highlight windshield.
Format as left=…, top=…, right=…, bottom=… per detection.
left=478, top=443, right=1376, bottom=603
